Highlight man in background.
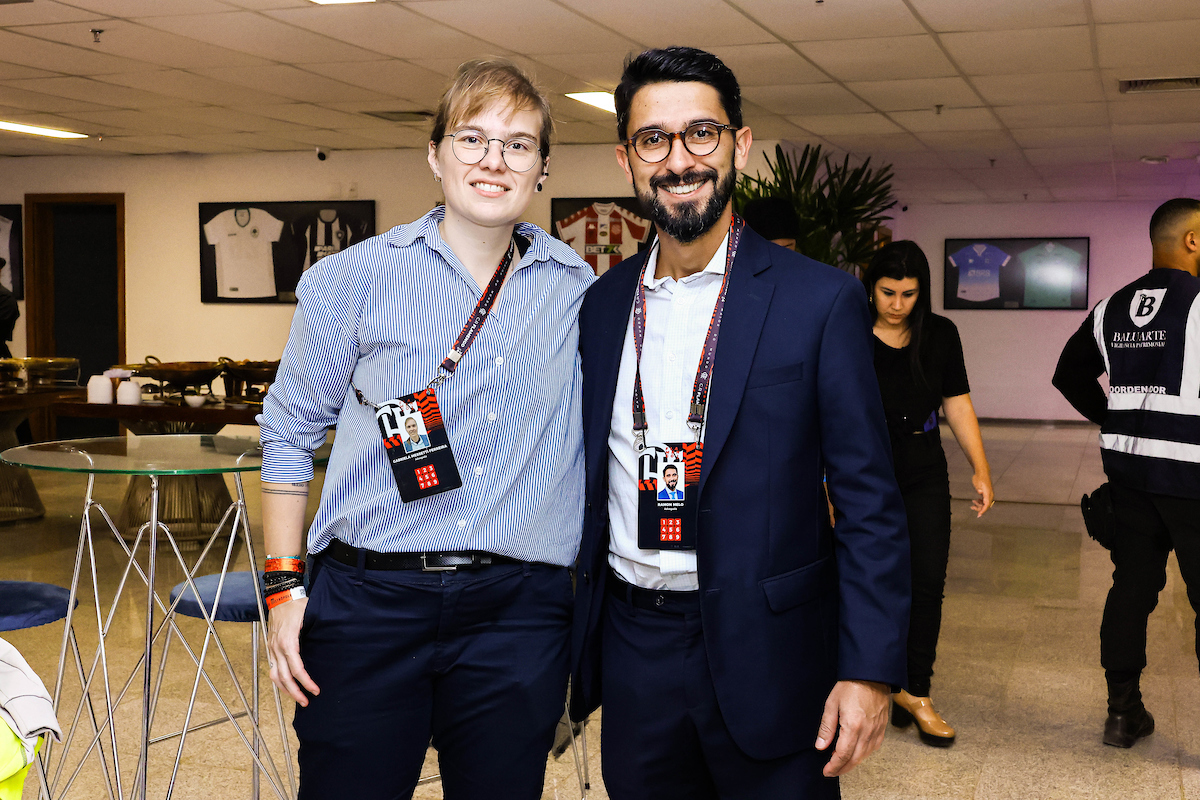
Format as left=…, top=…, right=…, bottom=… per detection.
left=1053, top=197, right=1200, bottom=748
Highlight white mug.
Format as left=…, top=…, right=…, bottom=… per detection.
left=116, top=380, right=142, bottom=405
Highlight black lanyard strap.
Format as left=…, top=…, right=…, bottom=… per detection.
left=353, top=235, right=517, bottom=408
left=631, top=214, right=744, bottom=450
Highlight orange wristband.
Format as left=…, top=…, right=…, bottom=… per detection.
left=265, top=586, right=307, bottom=610
left=265, top=557, right=305, bottom=573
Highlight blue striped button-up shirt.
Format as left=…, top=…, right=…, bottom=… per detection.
left=258, top=207, right=595, bottom=565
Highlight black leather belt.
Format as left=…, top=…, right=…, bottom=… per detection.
left=607, top=570, right=700, bottom=614
left=325, top=538, right=522, bottom=572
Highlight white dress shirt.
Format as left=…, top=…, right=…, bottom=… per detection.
left=608, top=233, right=730, bottom=590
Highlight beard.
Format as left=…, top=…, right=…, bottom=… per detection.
left=635, top=160, right=738, bottom=244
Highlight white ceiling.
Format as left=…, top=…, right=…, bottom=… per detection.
left=0, top=0, right=1198, bottom=203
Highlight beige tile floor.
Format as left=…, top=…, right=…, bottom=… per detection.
left=2, top=421, right=1197, bottom=799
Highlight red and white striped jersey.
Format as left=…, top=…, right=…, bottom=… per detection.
left=556, top=202, right=651, bottom=276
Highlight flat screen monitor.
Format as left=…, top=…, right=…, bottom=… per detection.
left=943, top=237, right=1089, bottom=310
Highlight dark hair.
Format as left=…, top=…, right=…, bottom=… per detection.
left=863, top=240, right=933, bottom=387
left=614, top=47, right=742, bottom=142
left=742, top=197, right=799, bottom=242
left=1150, top=197, right=1200, bottom=246
left=662, top=464, right=678, bottom=475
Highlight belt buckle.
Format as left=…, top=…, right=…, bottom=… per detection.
left=421, top=553, right=459, bottom=572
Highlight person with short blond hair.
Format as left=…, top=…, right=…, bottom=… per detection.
left=259, top=57, right=594, bottom=798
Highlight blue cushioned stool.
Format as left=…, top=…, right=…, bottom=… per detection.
left=157, top=571, right=268, bottom=800
left=0, top=581, right=77, bottom=632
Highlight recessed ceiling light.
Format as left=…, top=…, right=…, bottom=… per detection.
left=307, top=0, right=374, bottom=4
left=0, top=120, right=87, bottom=139
left=1139, top=155, right=1169, bottom=164
left=566, top=92, right=616, bottom=115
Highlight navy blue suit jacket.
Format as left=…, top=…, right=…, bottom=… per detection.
left=569, top=227, right=910, bottom=760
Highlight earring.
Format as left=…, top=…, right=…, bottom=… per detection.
left=434, top=175, right=442, bottom=182
left=536, top=183, right=543, bottom=192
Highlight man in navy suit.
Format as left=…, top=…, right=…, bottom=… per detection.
left=569, top=47, right=910, bottom=798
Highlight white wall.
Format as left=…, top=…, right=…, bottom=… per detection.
left=892, top=201, right=1160, bottom=420
left=0, top=138, right=782, bottom=366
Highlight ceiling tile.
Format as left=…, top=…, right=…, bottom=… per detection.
left=97, top=70, right=292, bottom=107
left=941, top=27, right=1093, bottom=75
left=535, top=52, right=628, bottom=91
left=796, top=35, right=956, bottom=82
left=0, top=84, right=113, bottom=113
left=17, top=20, right=272, bottom=70
left=994, top=102, right=1109, bottom=129
left=915, top=130, right=1015, bottom=151
left=983, top=188, right=1056, bottom=203
left=136, top=12, right=384, bottom=64
left=936, top=148, right=1025, bottom=169
left=846, top=77, right=979, bottom=112
left=197, top=65, right=388, bottom=104
left=6, top=76, right=197, bottom=109
left=276, top=129, right=392, bottom=150
left=890, top=107, right=999, bottom=133
left=89, top=134, right=194, bottom=153
left=0, top=29, right=158, bottom=75
left=300, top=61, right=449, bottom=105
left=706, top=44, right=826, bottom=87
left=1111, top=141, right=1199, bottom=162
left=729, top=0, right=923, bottom=41
left=340, top=126, right=439, bottom=148
left=193, top=132, right=312, bottom=151
left=243, top=103, right=394, bottom=129
left=955, top=167, right=1046, bottom=190
left=1023, top=146, right=1113, bottom=165
left=1011, top=126, right=1112, bottom=148
left=1091, top=0, right=1200, bottom=23
left=218, top=0, right=310, bottom=8
left=866, top=150, right=947, bottom=170
left=0, top=63, right=56, bottom=81
left=63, top=108, right=226, bottom=135
left=822, top=132, right=930, bottom=154
left=555, top=0, right=773, bottom=48
left=1111, top=122, right=1200, bottom=146
left=743, top=84, right=870, bottom=116
left=1036, top=163, right=1116, bottom=181
left=505, top=56, right=596, bottom=96
left=150, top=105, right=315, bottom=133
left=1096, top=20, right=1200, bottom=74
left=907, top=0, right=1087, bottom=32
left=62, top=0, right=232, bottom=16
left=267, top=4, right=501, bottom=62
left=786, top=113, right=903, bottom=136
left=1050, top=185, right=1118, bottom=201
left=973, top=71, right=1104, bottom=105
left=0, top=1, right=106, bottom=26
left=1108, top=93, right=1200, bottom=125
left=1113, top=160, right=1200, bottom=180
left=738, top=115, right=814, bottom=141
left=405, top=0, right=636, bottom=55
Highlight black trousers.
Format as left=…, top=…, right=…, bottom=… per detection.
left=293, top=554, right=573, bottom=800
left=892, top=432, right=952, bottom=698
left=1100, top=483, right=1200, bottom=675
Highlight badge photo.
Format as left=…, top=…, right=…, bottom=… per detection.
left=376, top=389, right=462, bottom=502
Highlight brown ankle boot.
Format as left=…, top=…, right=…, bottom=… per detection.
left=892, top=689, right=956, bottom=747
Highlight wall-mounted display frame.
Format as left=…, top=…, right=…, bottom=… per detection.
left=943, top=237, right=1089, bottom=310
left=199, top=200, right=375, bottom=303
left=551, top=197, right=655, bottom=276
left=0, top=204, right=24, bottom=299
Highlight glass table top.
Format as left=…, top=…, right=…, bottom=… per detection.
left=1, top=434, right=266, bottom=475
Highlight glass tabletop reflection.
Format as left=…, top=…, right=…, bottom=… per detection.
left=1, top=434, right=265, bottom=475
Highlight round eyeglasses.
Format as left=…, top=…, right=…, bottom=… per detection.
left=625, top=122, right=737, bottom=163
left=442, top=130, right=541, bottom=173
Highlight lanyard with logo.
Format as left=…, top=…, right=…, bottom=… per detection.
left=633, top=214, right=743, bottom=550
left=354, top=237, right=517, bottom=502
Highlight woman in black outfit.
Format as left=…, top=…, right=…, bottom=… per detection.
left=864, top=240, right=995, bottom=747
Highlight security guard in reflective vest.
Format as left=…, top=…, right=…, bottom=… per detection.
left=1053, top=197, right=1200, bottom=749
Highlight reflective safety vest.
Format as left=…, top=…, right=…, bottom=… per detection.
left=1092, top=267, right=1200, bottom=499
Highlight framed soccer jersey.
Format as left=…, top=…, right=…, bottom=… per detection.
left=199, top=200, right=374, bottom=303
left=0, top=205, right=23, bottom=299
left=551, top=197, right=654, bottom=276
left=944, top=237, right=1088, bottom=310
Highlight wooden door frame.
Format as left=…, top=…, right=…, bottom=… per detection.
left=24, top=193, right=126, bottom=364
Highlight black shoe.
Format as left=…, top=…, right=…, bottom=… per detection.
left=1103, top=707, right=1154, bottom=748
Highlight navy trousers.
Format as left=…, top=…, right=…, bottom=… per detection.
left=600, top=589, right=840, bottom=800
left=293, top=554, right=573, bottom=800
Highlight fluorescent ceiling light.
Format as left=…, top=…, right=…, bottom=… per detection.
left=308, top=0, right=374, bottom=4
left=0, top=120, right=87, bottom=139
left=566, top=92, right=616, bottom=115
